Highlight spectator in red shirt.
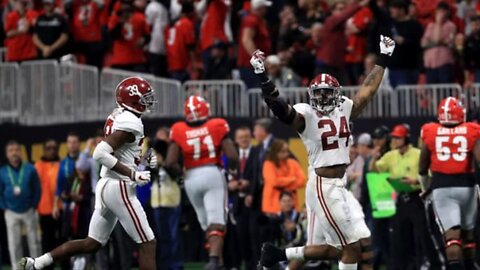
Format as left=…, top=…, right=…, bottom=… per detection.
left=344, top=6, right=373, bottom=85
left=315, top=0, right=369, bottom=84
left=65, top=0, right=104, bottom=68
left=108, top=0, right=150, bottom=72
left=4, top=0, right=38, bottom=62
left=237, top=0, right=272, bottom=89
left=165, top=2, right=195, bottom=82
left=200, top=0, right=232, bottom=77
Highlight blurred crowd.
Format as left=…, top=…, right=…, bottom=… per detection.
left=1, top=117, right=480, bottom=270
left=1, top=0, right=480, bottom=88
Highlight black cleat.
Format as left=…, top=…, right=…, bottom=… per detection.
left=259, top=243, right=286, bottom=268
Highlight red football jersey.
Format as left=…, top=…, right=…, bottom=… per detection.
left=4, top=10, right=38, bottom=61
left=108, top=11, right=150, bottom=65
left=165, top=16, right=195, bottom=72
left=421, top=122, right=480, bottom=174
left=71, top=0, right=102, bottom=42
left=170, top=118, right=230, bottom=169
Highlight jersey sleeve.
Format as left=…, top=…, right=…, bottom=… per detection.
left=210, top=118, right=230, bottom=145
left=375, top=151, right=392, bottom=172
left=340, top=96, right=354, bottom=120
left=169, top=122, right=184, bottom=146
left=113, top=111, right=143, bottom=136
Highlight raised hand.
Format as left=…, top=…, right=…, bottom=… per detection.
left=379, top=35, right=395, bottom=56
left=250, top=49, right=266, bottom=74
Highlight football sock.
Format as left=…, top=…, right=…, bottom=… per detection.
left=448, top=260, right=465, bottom=270
left=208, top=256, right=219, bottom=265
left=34, top=253, right=53, bottom=269
left=285, top=247, right=304, bottom=261
left=338, top=262, right=358, bottom=270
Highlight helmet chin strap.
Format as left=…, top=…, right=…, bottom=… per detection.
left=120, top=103, right=143, bottom=115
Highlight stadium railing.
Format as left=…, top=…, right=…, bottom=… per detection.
left=183, top=80, right=249, bottom=117
left=2, top=57, right=480, bottom=125
left=19, top=60, right=62, bottom=125
left=60, top=62, right=100, bottom=122
left=100, top=68, right=184, bottom=119
left=0, top=62, right=21, bottom=122
left=394, top=84, right=464, bottom=117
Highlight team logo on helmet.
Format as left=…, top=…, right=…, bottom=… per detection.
left=438, top=97, right=465, bottom=125
left=115, top=77, right=156, bottom=114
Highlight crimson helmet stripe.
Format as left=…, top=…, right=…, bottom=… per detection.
left=187, top=96, right=198, bottom=121
left=444, top=96, right=453, bottom=122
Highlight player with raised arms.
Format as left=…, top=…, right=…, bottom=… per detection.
left=20, top=77, right=158, bottom=270
left=251, top=35, right=395, bottom=270
left=419, top=97, right=480, bottom=270
left=165, top=95, right=239, bottom=270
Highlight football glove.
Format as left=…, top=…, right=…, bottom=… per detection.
left=379, top=35, right=395, bottom=56
left=131, top=170, right=151, bottom=186
left=250, top=50, right=266, bottom=74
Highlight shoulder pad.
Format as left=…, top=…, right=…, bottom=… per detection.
left=113, top=110, right=143, bottom=136
left=292, top=103, right=311, bottom=116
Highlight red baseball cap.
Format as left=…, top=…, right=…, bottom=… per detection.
left=391, top=124, right=409, bottom=138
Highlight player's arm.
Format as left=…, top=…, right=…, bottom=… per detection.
left=250, top=50, right=306, bottom=133
left=351, top=35, right=395, bottom=119
left=93, top=130, right=149, bottom=183
left=164, top=142, right=183, bottom=178
left=473, top=139, right=480, bottom=166
left=221, top=137, right=239, bottom=173
left=418, top=142, right=432, bottom=192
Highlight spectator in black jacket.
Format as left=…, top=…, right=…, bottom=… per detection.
left=203, top=41, right=233, bottom=80
left=32, top=0, right=69, bottom=59
left=464, top=15, right=480, bottom=87
left=243, top=118, right=274, bottom=269
left=388, top=0, right=423, bottom=87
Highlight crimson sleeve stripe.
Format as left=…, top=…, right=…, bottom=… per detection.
left=120, top=181, right=147, bottom=243
left=122, top=181, right=148, bottom=242
left=316, top=177, right=347, bottom=246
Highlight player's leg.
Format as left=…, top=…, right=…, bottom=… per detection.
left=432, top=188, right=464, bottom=270
left=359, top=237, right=373, bottom=270
left=260, top=207, right=339, bottom=269
left=260, top=179, right=342, bottom=268
left=21, top=178, right=118, bottom=270
left=461, top=186, right=479, bottom=270
left=202, top=167, right=228, bottom=269
left=20, top=207, right=117, bottom=270
left=114, top=181, right=156, bottom=270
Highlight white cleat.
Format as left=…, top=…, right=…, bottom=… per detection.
left=19, top=257, right=37, bottom=270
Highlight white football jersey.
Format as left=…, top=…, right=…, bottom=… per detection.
left=293, top=96, right=353, bottom=169
left=101, top=108, right=144, bottom=181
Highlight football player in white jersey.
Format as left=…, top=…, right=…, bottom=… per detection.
left=20, top=77, right=158, bottom=270
left=252, top=36, right=395, bottom=270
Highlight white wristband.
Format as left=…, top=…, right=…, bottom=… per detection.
left=92, top=141, right=118, bottom=169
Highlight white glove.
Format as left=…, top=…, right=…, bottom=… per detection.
left=250, top=49, right=266, bottom=74
left=379, top=35, right=395, bottom=56
left=147, top=152, right=157, bottom=169
left=131, top=170, right=151, bottom=186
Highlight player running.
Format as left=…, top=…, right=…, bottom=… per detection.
left=20, top=77, right=157, bottom=270
left=165, top=95, right=239, bottom=270
left=252, top=35, right=395, bottom=270
left=419, top=97, right=480, bottom=270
